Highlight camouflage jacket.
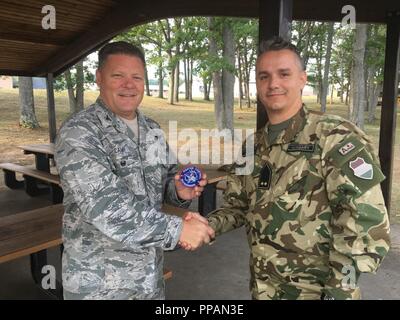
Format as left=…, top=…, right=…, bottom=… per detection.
left=55, top=98, right=188, bottom=299
left=208, top=105, right=390, bottom=300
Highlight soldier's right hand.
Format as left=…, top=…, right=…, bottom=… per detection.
left=179, top=218, right=215, bottom=251
left=182, top=211, right=209, bottom=225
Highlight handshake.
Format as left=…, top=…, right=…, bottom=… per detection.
left=178, top=212, right=215, bottom=251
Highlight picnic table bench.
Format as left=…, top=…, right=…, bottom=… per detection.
left=0, top=162, right=63, bottom=203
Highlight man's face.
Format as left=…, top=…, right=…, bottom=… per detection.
left=256, top=49, right=306, bottom=117
left=96, top=54, right=145, bottom=119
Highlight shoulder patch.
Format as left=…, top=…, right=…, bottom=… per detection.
left=327, top=136, right=365, bottom=168
left=327, top=136, right=385, bottom=194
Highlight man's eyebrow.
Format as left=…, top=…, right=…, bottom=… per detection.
left=257, top=68, right=292, bottom=74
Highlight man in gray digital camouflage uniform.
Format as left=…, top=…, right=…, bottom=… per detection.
left=55, top=41, right=214, bottom=300
left=206, top=37, right=391, bottom=300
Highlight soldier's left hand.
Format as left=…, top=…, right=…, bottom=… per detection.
left=174, top=172, right=208, bottom=200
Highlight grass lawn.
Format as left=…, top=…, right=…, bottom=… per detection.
left=0, top=88, right=399, bottom=221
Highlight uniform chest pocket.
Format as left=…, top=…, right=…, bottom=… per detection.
left=272, top=156, right=310, bottom=197
left=111, top=150, right=147, bottom=196
left=111, top=147, right=140, bottom=174
left=273, top=155, right=324, bottom=223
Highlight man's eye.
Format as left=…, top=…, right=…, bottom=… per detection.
left=281, top=73, right=290, bottom=77
left=112, top=74, right=122, bottom=78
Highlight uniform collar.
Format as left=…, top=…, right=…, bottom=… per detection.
left=264, top=104, right=308, bottom=147
left=94, top=97, right=159, bottom=144
left=95, top=97, right=145, bottom=134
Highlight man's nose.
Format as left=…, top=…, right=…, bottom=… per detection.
left=268, top=75, right=279, bottom=89
left=123, top=77, right=136, bottom=88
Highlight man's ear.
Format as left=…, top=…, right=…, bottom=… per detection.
left=95, top=69, right=101, bottom=87
left=300, top=71, right=307, bottom=89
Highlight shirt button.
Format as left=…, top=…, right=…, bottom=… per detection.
left=120, top=160, right=126, bottom=166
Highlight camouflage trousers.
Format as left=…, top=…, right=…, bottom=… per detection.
left=63, top=287, right=165, bottom=300
left=251, top=279, right=361, bottom=300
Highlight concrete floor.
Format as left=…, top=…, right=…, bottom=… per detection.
left=0, top=187, right=399, bottom=300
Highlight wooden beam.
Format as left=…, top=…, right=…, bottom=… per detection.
left=0, top=69, right=35, bottom=77
left=46, top=74, right=57, bottom=143
left=257, top=0, right=293, bottom=130
left=36, top=0, right=257, bottom=77
left=378, top=11, right=400, bottom=216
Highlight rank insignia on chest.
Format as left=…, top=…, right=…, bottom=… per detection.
left=258, top=163, right=272, bottom=189
left=287, top=143, right=315, bottom=153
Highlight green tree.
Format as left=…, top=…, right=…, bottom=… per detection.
left=54, top=58, right=95, bottom=114
left=208, top=17, right=236, bottom=132
left=233, top=18, right=258, bottom=108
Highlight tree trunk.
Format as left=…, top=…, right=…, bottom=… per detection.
left=368, top=82, right=381, bottom=123
left=243, top=47, right=252, bottom=108
left=222, top=21, right=235, bottom=133
left=65, top=69, right=77, bottom=113
left=203, top=78, right=210, bottom=101
left=350, top=23, right=367, bottom=129
left=237, top=49, right=243, bottom=109
left=18, top=77, right=39, bottom=128
left=245, top=81, right=251, bottom=108
left=144, top=64, right=151, bottom=96
left=330, top=82, right=334, bottom=105
left=65, top=60, right=84, bottom=114
left=189, top=60, right=193, bottom=101
left=158, top=47, right=164, bottom=99
left=174, top=63, right=179, bottom=103
left=300, top=22, right=315, bottom=68
left=184, top=57, right=189, bottom=100
left=168, top=55, right=175, bottom=105
left=208, top=17, right=224, bottom=129
left=75, top=60, right=84, bottom=112
left=321, top=22, right=334, bottom=112
left=345, top=82, right=350, bottom=106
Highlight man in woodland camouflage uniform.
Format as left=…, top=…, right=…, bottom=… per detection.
left=206, top=37, right=390, bottom=300
left=55, top=42, right=214, bottom=300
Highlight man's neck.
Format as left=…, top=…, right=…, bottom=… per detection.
left=267, top=102, right=303, bottom=125
left=119, top=112, right=137, bottom=120
left=98, top=96, right=137, bottom=120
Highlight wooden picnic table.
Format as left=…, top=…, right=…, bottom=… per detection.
left=18, top=143, right=55, bottom=172
left=16, top=143, right=229, bottom=214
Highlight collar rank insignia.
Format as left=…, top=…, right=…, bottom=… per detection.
left=258, top=163, right=272, bottom=190
left=349, top=157, right=373, bottom=180
left=339, top=142, right=355, bottom=155
left=287, top=143, right=315, bottom=153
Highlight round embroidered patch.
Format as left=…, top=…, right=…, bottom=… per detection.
left=180, top=166, right=202, bottom=187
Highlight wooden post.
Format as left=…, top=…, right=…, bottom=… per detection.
left=257, top=0, right=293, bottom=130
left=378, top=11, right=400, bottom=216
left=46, top=73, right=57, bottom=143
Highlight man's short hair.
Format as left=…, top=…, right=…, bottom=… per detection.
left=259, top=36, right=305, bottom=71
left=98, top=41, right=146, bottom=69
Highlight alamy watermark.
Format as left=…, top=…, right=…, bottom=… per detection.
left=42, top=5, right=56, bottom=30
left=341, top=5, right=356, bottom=29
left=41, top=264, right=56, bottom=290
left=341, top=265, right=356, bottom=290
left=143, top=121, right=255, bottom=175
